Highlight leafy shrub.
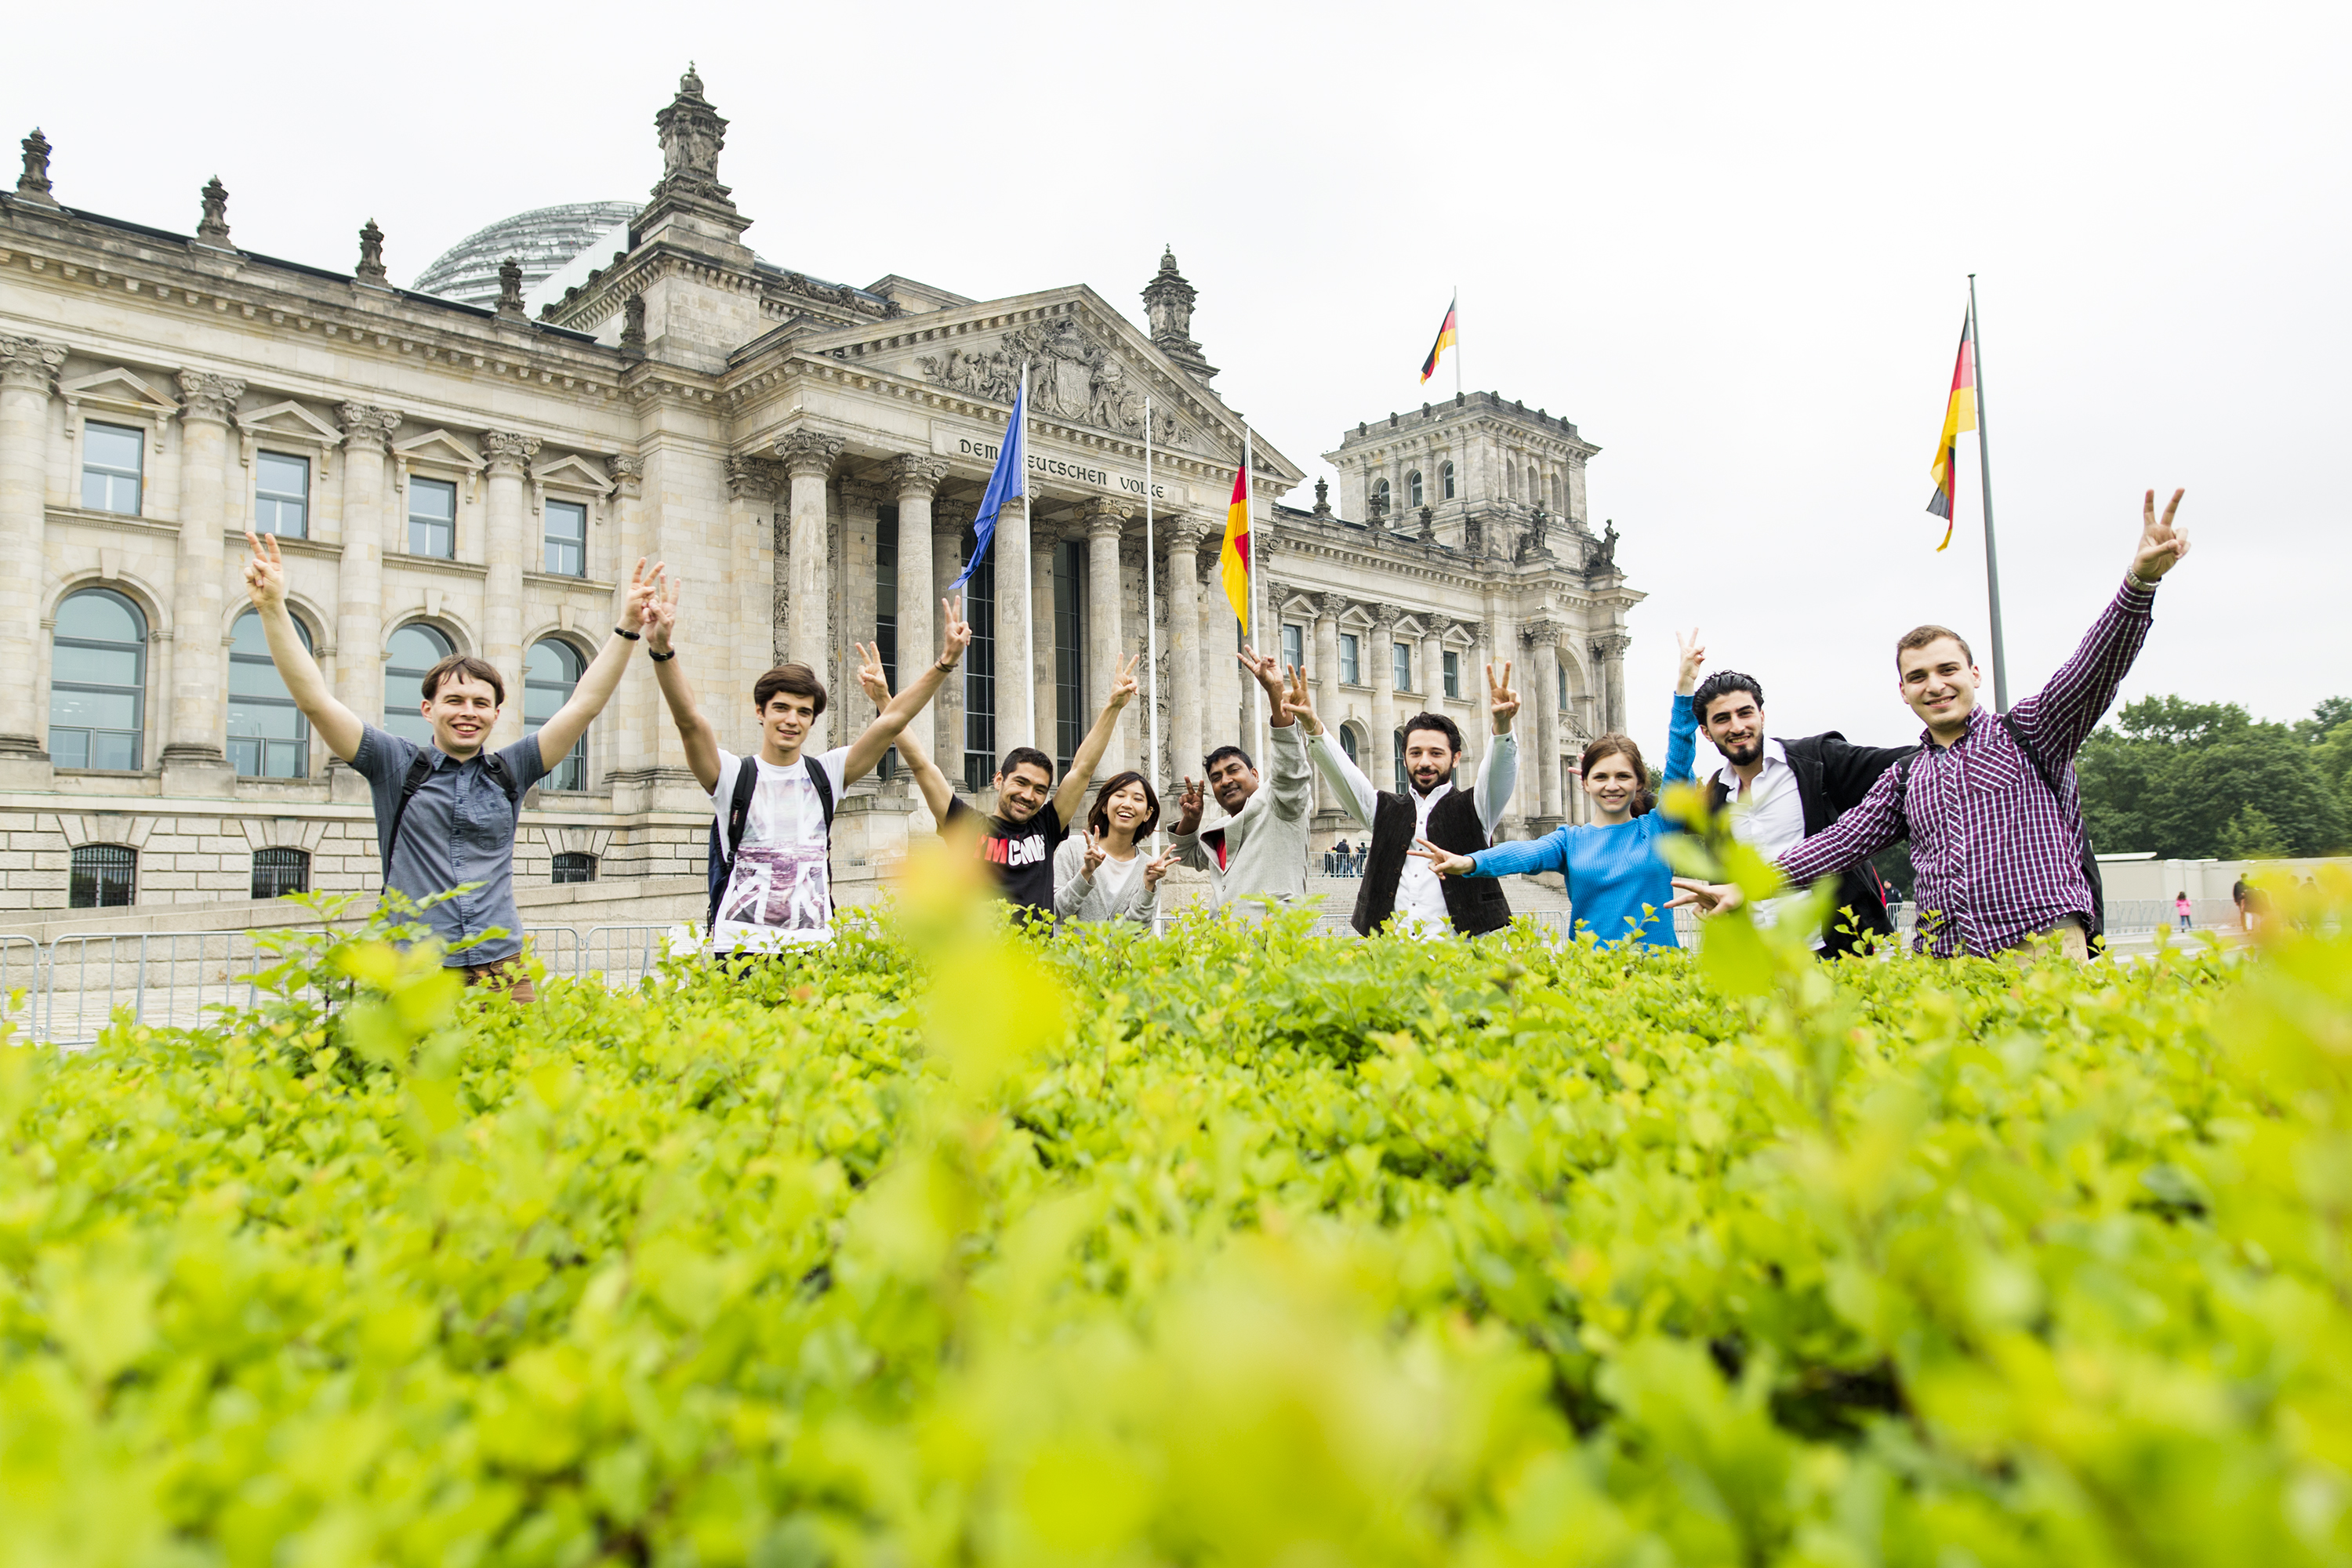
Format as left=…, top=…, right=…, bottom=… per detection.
left=3, top=855, right=2349, bottom=1567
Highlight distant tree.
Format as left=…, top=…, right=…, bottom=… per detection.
left=2218, top=806, right=2292, bottom=860
left=2077, top=695, right=2350, bottom=859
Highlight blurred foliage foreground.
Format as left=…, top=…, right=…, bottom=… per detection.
left=5, top=862, right=2351, bottom=1568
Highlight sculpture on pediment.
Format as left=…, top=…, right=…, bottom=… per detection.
left=1419, top=505, right=1436, bottom=543
left=916, top=318, right=1201, bottom=448
left=1462, top=514, right=1484, bottom=557
left=1597, top=520, right=1618, bottom=569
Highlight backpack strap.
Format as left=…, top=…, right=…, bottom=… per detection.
left=726, top=754, right=760, bottom=860
left=805, top=754, right=837, bottom=916
left=481, top=750, right=521, bottom=806
left=382, top=751, right=438, bottom=884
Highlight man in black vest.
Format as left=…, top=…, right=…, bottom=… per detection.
left=1293, top=662, right=1520, bottom=937
left=1689, top=669, right=1913, bottom=956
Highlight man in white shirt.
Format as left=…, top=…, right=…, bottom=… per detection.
left=1290, top=662, right=1519, bottom=938
left=1690, top=669, right=1911, bottom=956
left=643, top=579, right=971, bottom=953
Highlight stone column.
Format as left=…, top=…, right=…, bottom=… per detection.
left=1420, top=615, right=1451, bottom=716
left=1084, top=498, right=1131, bottom=777
left=481, top=430, right=539, bottom=747
left=725, top=451, right=779, bottom=702
left=1031, top=522, right=1056, bottom=759
left=160, top=370, right=245, bottom=790
left=1166, top=516, right=1207, bottom=782
left=1368, top=604, right=1400, bottom=792
left=891, top=456, right=947, bottom=690
left=1595, top=630, right=1631, bottom=735
left=336, top=405, right=399, bottom=725
left=775, top=431, right=843, bottom=750
left=933, top=499, right=971, bottom=780
left=1312, top=593, right=1345, bottom=811
left=604, top=455, right=652, bottom=796
left=1523, top=622, right=1563, bottom=824
left=997, top=495, right=1036, bottom=754
left=0, top=336, right=65, bottom=770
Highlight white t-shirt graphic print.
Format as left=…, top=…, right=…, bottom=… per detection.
left=708, top=747, right=849, bottom=952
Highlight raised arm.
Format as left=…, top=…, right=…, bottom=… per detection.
left=2009, top=488, right=2183, bottom=764
left=242, top=532, right=365, bottom=762
left=855, top=647, right=957, bottom=822
left=1473, top=660, right=1520, bottom=830
left=641, top=574, right=723, bottom=794
left=1662, top=629, right=1704, bottom=786
left=842, top=597, right=973, bottom=782
left=534, top=557, right=660, bottom=776
left=1290, top=667, right=1374, bottom=826
left=1054, top=652, right=1139, bottom=829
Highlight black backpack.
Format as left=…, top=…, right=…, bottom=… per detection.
left=1896, top=712, right=2104, bottom=946
left=706, top=755, right=837, bottom=929
left=382, top=748, right=520, bottom=887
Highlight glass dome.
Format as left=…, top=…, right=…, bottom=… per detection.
left=411, top=201, right=639, bottom=308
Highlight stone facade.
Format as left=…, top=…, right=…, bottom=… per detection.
left=0, top=75, right=1639, bottom=916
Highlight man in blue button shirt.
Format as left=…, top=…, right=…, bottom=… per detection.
left=241, top=530, right=662, bottom=999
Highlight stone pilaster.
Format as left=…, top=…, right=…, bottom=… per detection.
left=0, top=336, right=64, bottom=774
left=1166, top=516, right=1207, bottom=780
left=890, top=456, right=947, bottom=709
left=1523, top=620, right=1565, bottom=826
left=1592, top=630, right=1632, bottom=735
left=775, top=430, right=842, bottom=749
left=159, top=369, right=245, bottom=793
left=725, top=451, right=780, bottom=728
left=1369, top=604, right=1401, bottom=790
left=602, top=454, right=658, bottom=800
left=481, top=430, right=540, bottom=746
left=933, top=499, right=973, bottom=781
left=1029, top=520, right=1056, bottom=760
left=1083, top=498, right=1131, bottom=777
left=1311, top=592, right=1346, bottom=813
left=1420, top=614, right=1451, bottom=713
left=336, top=405, right=399, bottom=729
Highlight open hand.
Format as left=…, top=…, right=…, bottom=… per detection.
left=1675, top=627, right=1706, bottom=695
left=644, top=574, right=682, bottom=655
left=2130, top=488, right=2189, bottom=583
left=1668, top=877, right=1743, bottom=915
left=1410, top=835, right=1476, bottom=877
left=1486, top=660, right=1519, bottom=734
left=938, top=595, right=971, bottom=667
left=1142, top=847, right=1178, bottom=891
left=1174, top=777, right=1204, bottom=836
left=1283, top=666, right=1321, bottom=735
left=1080, top=829, right=1108, bottom=880
left=854, top=641, right=891, bottom=708
left=241, top=530, right=288, bottom=612
left=617, top=557, right=663, bottom=634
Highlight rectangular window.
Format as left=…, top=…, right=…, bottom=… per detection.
left=1053, top=538, right=1086, bottom=775
left=1443, top=650, right=1461, bottom=699
left=253, top=451, right=310, bottom=538
left=1281, top=622, right=1303, bottom=673
left=874, top=506, right=899, bottom=782
left=543, top=499, right=586, bottom=576
left=1339, top=633, right=1361, bottom=685
left=960, top=529, right=996, bottom=793
left=82, top=422, right=143, bottom=515
left=1394, top=641, right=1412, bottom=692
left=408, top=476, right=456, bottom=558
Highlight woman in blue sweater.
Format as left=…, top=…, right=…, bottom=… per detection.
left=1414, top=630, right=1704, bottom=949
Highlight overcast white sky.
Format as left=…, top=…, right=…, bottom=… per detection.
left=10, top=1, right=2347, bottom=767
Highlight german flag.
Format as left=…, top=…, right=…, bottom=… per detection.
left=1420, top=294, right=1458, bottom=383
left=1219, top=460, right=1250, bottom=632
left=1926, top=310, right=1976, bottom=550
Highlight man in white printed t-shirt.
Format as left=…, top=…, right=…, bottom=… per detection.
left=642, top=577, right=972, bottom=952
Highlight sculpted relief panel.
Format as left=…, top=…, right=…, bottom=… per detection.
left=917, top=318, right=1209, bottom=452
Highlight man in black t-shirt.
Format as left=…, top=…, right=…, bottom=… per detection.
left=888, top=654, right=1139, bottom=919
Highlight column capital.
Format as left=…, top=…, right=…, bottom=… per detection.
left=1369, top=602, right=1403, bottom=633
left=775, top=429, right=845, bottom=479
left=1590, top=630, right=1632, bottom=661
left=481, top=430, right=542, bottom=474
left=337, top=402, right=401, bottom=451
left=1521, top=618, right=1567, bottom=648
left=604, top=452, right=644, bottom=493
left=1166, top=513, right=1213, bottom=551
left=889, top=454, right=950, bottom=500
left=1422, top=612, right=1457, bottom=639
left=1314, top=592, right=1352, bottom=621
left=935, top=497, right=976, bottom=532
left=726, top=454, right=779, bottom=502
left=1084, top=496, right=1134, bottom=539
left=176, top=369, right=245, bottom=425
left=0, top=335, right=66, bottom=394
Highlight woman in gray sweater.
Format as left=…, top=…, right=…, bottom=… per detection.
left=1054, top=771, right=1178, bottom=926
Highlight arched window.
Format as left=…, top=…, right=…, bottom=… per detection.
left=1559, top=660, right=1569, bottom=710
left=70, top=844, right=136, bottom=909
left=552, top=851, right=597, bottom=884
left=384, top=623, right=454, bottom=747
left=1440, top=461, right=1455, bottom=500
left=251, top=847, right=309, bottom=900
left=228, top=610, right=310, bottom=778
left=526, top=638, right=586, bottom=790
left=1371, top=477, right=1392, bottom=513
left=1552, top=474, right=1565, bottom=513
left=1504, top=463, right=1516, bottom=500
left=51, top=588, right=147, bottom=771
left=1407, top=470, right=1424, bottom=507
left=1340, top=724, right=1362, bottom=770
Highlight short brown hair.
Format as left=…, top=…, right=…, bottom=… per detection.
left=753, top=663, right=828, bottom=717
left=1895, top=625, right=1973, bottom=668
left=420, top=655, right=504, bottom=706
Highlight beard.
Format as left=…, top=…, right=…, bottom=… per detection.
left=1718, top=736, right=1764, bottom=768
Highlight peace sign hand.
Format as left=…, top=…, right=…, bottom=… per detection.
left=1409, top=835, right=1477, bottom=877
left=644, top=574, right=683, bottom=655
left=1108, top=652, right=1141, bottom=709
left=1675, top=627, right=1706, bottom=695
left=242, top=530, right=288, bottom=612
left=1284, top=666, right=1322, bottom=735
left=938, top=595, right=972, bottom=667
left=1142, top=847, right=1178, bottom=891
left=2130, top=488, right=2190, bottom=583
left=1486, top=660, right=1519, bottom=735
left=618, top=557, right=664, bottom=634
left=854, top=641, right=891, bottom=707
left=1080, top=829, right=1108, bottom=880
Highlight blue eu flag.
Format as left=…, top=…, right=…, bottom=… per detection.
left=951, top=374, right=1025, bottom=590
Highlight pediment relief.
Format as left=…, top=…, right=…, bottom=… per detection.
left=61, top=366, right=176, bottom=416
left=909, top=315, right=1219, bottom=455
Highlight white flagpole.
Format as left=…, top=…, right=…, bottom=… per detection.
left=1244, top=423, right=1263, bottom=764
left=1454, top=286, right=1461, bottom=398
left=1019, top=360, right=1033, bottom=750
left=1145, top=396, right=1163, bottom=935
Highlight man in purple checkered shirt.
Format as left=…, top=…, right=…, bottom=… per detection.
left=1674, top=489, right=2190, bottom=958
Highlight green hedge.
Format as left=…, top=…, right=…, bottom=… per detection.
left=3, top=869, right=2348, bottom=1568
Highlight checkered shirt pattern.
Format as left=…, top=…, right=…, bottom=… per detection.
left=1777, top=578, right=2156, bottom=957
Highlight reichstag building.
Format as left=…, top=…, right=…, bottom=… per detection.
left=0, top=69, right=1640, bottom=914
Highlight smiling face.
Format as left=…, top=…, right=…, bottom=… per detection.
left=1402, top=726, right=1458, bottom=795
left=423, top=674, right=501, bottom=758
left=995, top=761, right=1054, bottom=823
left=1102, top=779, right=1150, bottom=835
left=756, top=690, right=820, bottom=762
left=1208, top=753, right=1259, bottom=813
left=1700, top=690, right=1766, bottom=768
left=1897, top=637, right=1980, bottom=739
left=1581, top=751, right=1643, bottom=819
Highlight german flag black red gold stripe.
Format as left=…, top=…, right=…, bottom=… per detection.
left=1926, top=313, right=1977, bottom=550
left=1421, top=296, right=1458, bottom=383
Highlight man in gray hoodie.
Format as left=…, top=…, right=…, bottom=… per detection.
left=1169, top=648, right=1316, bottom=913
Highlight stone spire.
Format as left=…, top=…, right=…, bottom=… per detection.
left=355, top=217, right=389, bottom=285
left=196, top=176, right=232, bottom=247
left=1142, top=246, right=1218, bottom=383
left=637, top=63, right=750, bottom=260
left=493, top=256, right=526, bottom=319
left=13, top=129, right=59, bottom=208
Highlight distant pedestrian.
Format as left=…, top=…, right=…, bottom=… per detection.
left=2232, top=876, right=2249, bottom=932
left=2175, top=890, right=2193, bottom=932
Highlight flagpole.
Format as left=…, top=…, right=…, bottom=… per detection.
left=1969, top=274, right=2009, bottom=712
left=1243, top=423, right=1263, bottom=764
left=1144, top=395, right=1163, bottom=934
left=1453, top=286, right=1461, bottom=398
